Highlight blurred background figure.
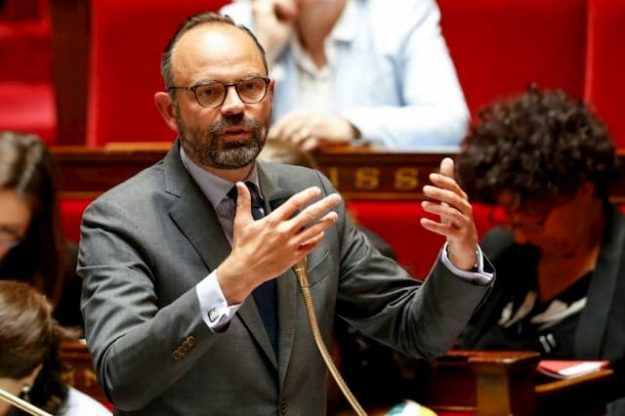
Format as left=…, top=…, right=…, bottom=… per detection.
left=455, top=86, right=625, bottom=414
left=222, top=0, right=468, bottom=151
left=0, top=280, right=110, bottom=415
left=259, top=139, right=396, bottom=259
left=0, top=131, right=82, bottom=329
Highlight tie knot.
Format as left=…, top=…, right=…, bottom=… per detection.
left=228, top=182, right=263, bottom=209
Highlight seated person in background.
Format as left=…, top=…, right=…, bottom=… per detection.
left=0, top=131, right=83, bottom=329
left=0, top=280, right=111, bottom=416
left=259, top=139, right=396, bottom=259
left=328, top=318, right=436, bottom=416
left=455, top=86, right=625, bottom=413
left=221, top=0, right=468, bottom=151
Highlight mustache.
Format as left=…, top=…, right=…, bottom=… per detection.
left=210, top=117, right=260, bottom=136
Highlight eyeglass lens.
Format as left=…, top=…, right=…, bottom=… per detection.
left=195, top=78, right=267, bottom=107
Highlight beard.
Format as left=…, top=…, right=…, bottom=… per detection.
left=176, top=108, right=268, bottom=170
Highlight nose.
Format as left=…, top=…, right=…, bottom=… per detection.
left=220, top=85, right=245, bottom=115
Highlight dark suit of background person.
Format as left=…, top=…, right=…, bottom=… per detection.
left=77, top=13, right=493, bottom=415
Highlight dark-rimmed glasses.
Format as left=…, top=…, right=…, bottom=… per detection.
left=489, top=196, right=564, bottom=233
left=168, top=77, right=271, bottom=108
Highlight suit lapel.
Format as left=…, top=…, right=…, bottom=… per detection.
left=164, top=144, right=231, bottom=274
left=575, top=204, right=625, bottom=357
left=163, top=146, right=279, bottom=368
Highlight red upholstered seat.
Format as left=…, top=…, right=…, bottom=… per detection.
left=60, top=198, right=92, bottom=243
left=584, top=0, right=625, bottom=148
left=346, top=201, right=496, bottom=279
left=87, top=0, right=230, bottom=147
left=0, top=8, right=55, bottom=143
left=438, top=0, right=586, bottom=117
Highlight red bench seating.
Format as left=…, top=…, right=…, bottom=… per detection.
left=86, top=0, right=229, bottom=147
left=0, top=0, right=55, bottom=143
left=439, top=0, right=587, bottom=116
left=584, top=0, right=625, bottom=148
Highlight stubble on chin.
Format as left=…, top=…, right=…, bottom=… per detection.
left=177, top=116, right=267, bottom=171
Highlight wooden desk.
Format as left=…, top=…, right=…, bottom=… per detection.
left=51, top=144, right=625, bottom=202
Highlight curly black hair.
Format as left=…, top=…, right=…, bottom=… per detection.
left=456, top=86, right=619, bottom=206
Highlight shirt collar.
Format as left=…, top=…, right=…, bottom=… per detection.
left=291, top=0, right=357, bottom=74
left=179, top=145, right=260, bottom=208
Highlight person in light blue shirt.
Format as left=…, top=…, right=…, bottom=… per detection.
left=221, top=0, right=469, bottom=151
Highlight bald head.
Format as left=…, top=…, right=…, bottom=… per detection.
left=161, top=12, right=268, bottom=88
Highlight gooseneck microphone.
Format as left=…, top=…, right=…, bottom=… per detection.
left=292, top=258, right=367, bottom=416
left=0, top=387, right=52, bottom=416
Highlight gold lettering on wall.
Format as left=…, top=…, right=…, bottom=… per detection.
left=83, top=369, right=98, bottom=387
left=355, top=168, right=380, bottom=190
left=394, top=168, right=419, bottom=190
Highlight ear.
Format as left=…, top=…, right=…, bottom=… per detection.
left=154, top=92, right=180, bottom=133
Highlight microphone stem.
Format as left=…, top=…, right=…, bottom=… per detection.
left=0, top=388, right=53, bottom=416
left=292, top=260, right=367, bottom=416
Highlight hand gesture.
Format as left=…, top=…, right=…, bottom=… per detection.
left=253, top=0, right=299, bottom=64
left=420, top=157, right=478, bottom=270
left=217, top=182, right=341, bottom=304
left=268, top=111, right=357, bottom=151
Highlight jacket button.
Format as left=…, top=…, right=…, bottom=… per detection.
left=183, top=336, right=196, bottom=348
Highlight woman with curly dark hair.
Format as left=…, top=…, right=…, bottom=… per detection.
left=0, top=131, right=82, bottom=328
left=455, top=86, right=625, bottom=414
left=0, top=280, right=110, bottom=415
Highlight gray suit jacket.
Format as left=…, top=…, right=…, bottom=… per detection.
left=78, top=142, right=492, bottom=415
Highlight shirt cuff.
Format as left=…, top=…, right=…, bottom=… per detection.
left=196, top=271, right=241, bottom=331
left=440, top=242, right=493, bottom=286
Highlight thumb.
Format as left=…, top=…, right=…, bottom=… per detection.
left=439, top=157, right=455, bottom=179
left=233, top=182, right=253, bottom=226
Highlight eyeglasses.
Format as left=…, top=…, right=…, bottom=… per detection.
left=0, top=227, right=24, bottom=249
left=168, top=77, right=271, bottom=108
left=489, top=196, right=563, bottom=233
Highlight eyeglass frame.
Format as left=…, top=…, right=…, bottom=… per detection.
left=488, top=195, right=567, bottom=233
left=167, top=76, right=271, bottom=108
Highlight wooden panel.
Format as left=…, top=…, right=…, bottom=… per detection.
left=51, top=143, right=625, bottom=202
left=49, top=0, right=89, bottom=145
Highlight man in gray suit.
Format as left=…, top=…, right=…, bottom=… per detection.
left=78, top=12, right=494, bottom=415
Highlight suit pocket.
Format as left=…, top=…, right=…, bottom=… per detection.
left=304, top=250, right=331, bottom=288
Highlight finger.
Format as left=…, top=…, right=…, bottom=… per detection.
left=421, top=200, right=470, bottom=229
left=295, top=232, right=325, bottom=253
left=291, top=211, right=338, bottom=246
left=428, top=173, right=468, bottom=200
left=300, top=136, right=321, bottom=152
left=274, top=0, right=299, bottom=21
left=422, top=185, right=472, bottom=215
left=268, top=186, right=324, bottom=220
left=285, top=193, right=342, bottom=230
left=439, top=157, right=455, bottom=179
left=420, top=217, right=466, bottom=239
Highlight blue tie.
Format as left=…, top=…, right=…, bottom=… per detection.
left=228, top=182, right=279, bottom=355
